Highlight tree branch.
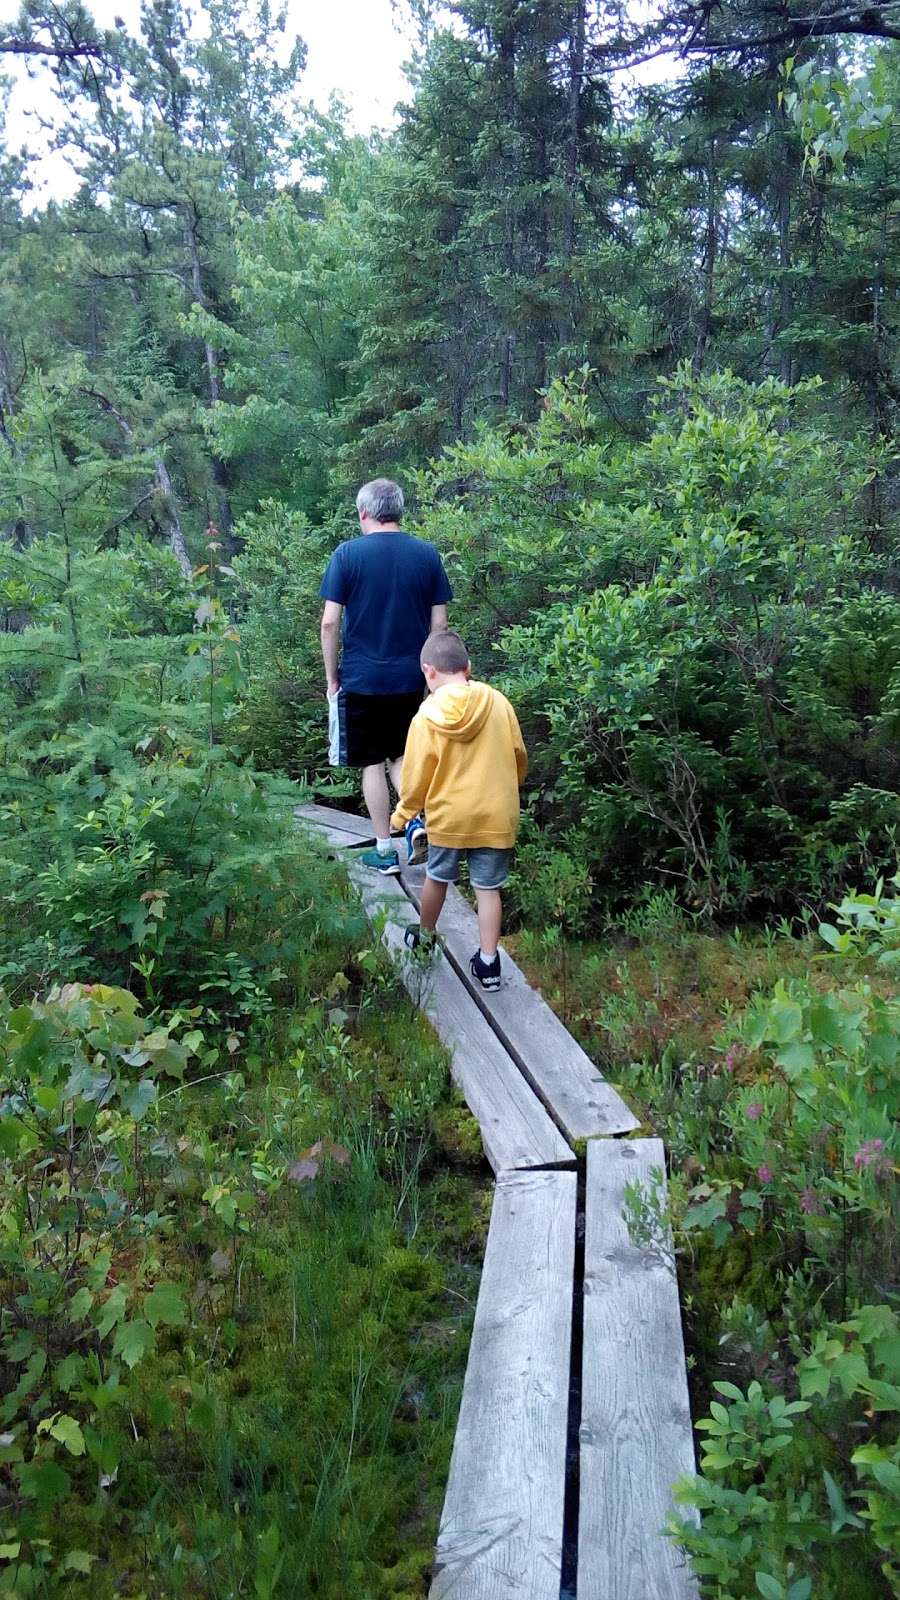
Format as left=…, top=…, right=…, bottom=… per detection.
left=0, top=36, right=103, bottom=59
left=601, top=1, right=900, bottom=69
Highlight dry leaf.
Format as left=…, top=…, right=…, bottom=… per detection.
left=287, top=1157, right=319, bottom=1184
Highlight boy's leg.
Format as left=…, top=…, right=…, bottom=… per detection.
left=474, top=887, right=502, bottom=959
left=421, top=876, right=448, bottom=931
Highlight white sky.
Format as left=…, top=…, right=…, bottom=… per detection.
left=0, top=0, right=417, bottom=205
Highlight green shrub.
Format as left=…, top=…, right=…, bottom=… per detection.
left=0, top=379, right=352, bottom=1014
left=0, top=985, right=198, bottom=1588
left=670, top=1306, right=900, bottom=1598
left=414, top=366, right=897, bottom=915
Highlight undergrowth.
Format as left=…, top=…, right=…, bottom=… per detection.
left=510, top=880, right=899, bottom=1600
left=0, top=864, right=490, bottom=1600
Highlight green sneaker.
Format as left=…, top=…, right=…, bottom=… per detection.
left=358, top=845, right=401, bottom=876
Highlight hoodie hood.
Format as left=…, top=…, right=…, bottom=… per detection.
left=421, top=679, right=494, bottom=742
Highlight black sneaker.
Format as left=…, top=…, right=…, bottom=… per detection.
left=404, top=923, right=438, bottom=954
left=469, top=950, right=501, bottom=991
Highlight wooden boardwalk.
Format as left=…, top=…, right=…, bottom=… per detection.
left=297, top=804, right=697, bottom=1598
left=432, top=1169, right=576, bottom=1599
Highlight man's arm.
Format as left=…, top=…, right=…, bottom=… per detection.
left=320, top=600, right=342, bottom=693
left=430, top=603, right=448, bottom=632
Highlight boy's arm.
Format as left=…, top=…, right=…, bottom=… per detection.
left=509, top=705, right=528, bottom=785
left=390, top=722, right=437, bottom=828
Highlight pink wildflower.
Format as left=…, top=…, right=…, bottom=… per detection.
left=799, top=1188, right=823, bottom=1215
left=746, top=1101, right=764, bottom=1122
left=757, top=1164, right=773, bottom=1184
left=853, top=1138, right=891, bottom=1177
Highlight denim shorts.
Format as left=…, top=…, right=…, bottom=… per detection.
left=426, top=845, right=513, bottom=890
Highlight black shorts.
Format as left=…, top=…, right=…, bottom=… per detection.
left=331, top=690, right=423, bottom=768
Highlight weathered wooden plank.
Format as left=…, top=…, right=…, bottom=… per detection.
left=295, top=801, right=373, bottom=838
left=400, top=871, right=639, bottom=1141
left=579, top=1139, right=698, bottom=1600
left=316, top=838, right=573, bottom=1173
left=431, top=1169, right=577, bottom=1600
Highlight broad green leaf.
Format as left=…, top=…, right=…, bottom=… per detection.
left=95, top=1285, right=127, bottom=1340
left=68, top=1288, right=93, bottom=1323
left=144, top=1282, right=186, bottom=1329
left=62, top=1551, right=97, bottom=1573
left=112, top=1319, right=155, bottom=1369
left=48, top=1415, right=86, bottom=1456
left=17, top=1458, right=71, bottom=1509
left=122, top=1078, right=157, bottom=1121
left=775, top=1041, right=815, bottom=1075
left=755, top=1573, right=785, bottom=1600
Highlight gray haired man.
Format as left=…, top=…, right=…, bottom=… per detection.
left=319, top=478, right=452, bottom=873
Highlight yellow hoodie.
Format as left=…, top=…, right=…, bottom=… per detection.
left=391, top=679, right=528, bottom=849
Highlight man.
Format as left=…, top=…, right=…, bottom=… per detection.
left=319, top=478, right=452, bottom=874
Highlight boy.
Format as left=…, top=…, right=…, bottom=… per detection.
left=390, top=629, right=527, bottom=991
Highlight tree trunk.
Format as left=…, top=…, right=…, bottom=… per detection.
left=776, top=107, right=795, bottom=384
left=84, top=386, right=193, bottom=577
left=495, top=6, right=517, bottom=409
left=693, top=137, right=718, bottom=375
left=184, top=208, right=235, bottom=546
left=565, top=0, right=585, bottom=261
left=154, top=457, right=193, bottom=578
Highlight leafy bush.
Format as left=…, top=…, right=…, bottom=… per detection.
left=229, top=499, right=341, bottom=777
left=648, top=887, right=900, bottom=1597
left=415, top=366, right=899, bottom=915
left=671, top=1306, right=900, bottom=1599
left=0, top=376, right=352, bottom=1014
left=0, top=985, right=195, bottom=1589
left=0, top=963, right=470, bottom=1596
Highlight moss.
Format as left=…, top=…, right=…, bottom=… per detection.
left=378, top=1547, right=434, bottom=1593
left=428, top=1102, right=484, bottom=1166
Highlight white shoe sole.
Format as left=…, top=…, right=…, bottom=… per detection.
left=406, top=831, right=428, bottom=866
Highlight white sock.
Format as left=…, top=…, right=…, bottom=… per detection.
left=480, top=948, right=497, bottom=964
left=376, top=837, right=392, bottom=854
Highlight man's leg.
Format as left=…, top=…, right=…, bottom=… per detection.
left=361, top=761, right=392, bottom=840
left=420, top=876, right=448, bottom=931
left=474, top=888, right=502, bottom=960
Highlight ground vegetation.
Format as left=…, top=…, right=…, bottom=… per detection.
left=1, top=1, right=899, bottom=1593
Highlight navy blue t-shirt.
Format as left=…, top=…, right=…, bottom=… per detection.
left=319, top=532, right=453, bottom=694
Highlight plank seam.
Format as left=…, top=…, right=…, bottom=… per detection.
left=559, top=1162, right=586, bottom=1600
left=394, top=872, right=637, bottom=1144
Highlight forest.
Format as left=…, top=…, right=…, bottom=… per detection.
left=0, top=0, right=898, bottom=1595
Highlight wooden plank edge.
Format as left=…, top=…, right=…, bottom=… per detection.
left=578, top=1138, right=698, bottom=1600
left=399, top=871, right=640, bottom=1141
left=313, top=840, right=574, bottom=1174
left=295, top=801, right=378, bottom=838
left=430, top=1168, right=577, bottom=1600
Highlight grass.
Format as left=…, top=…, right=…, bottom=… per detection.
left=507, top=913, right=816, bottom=1078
